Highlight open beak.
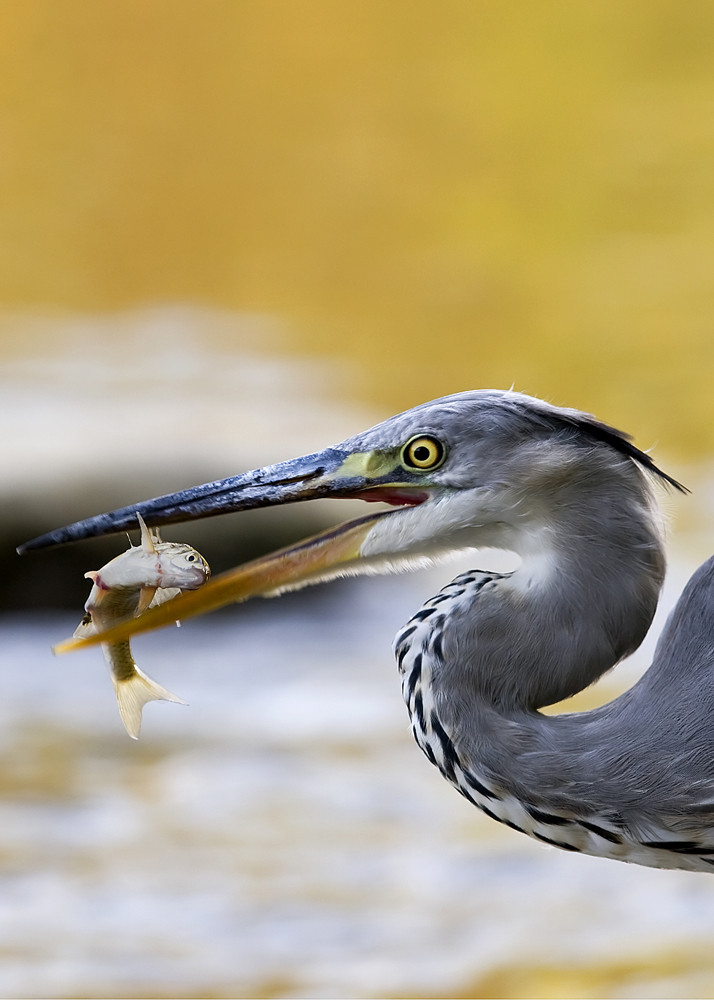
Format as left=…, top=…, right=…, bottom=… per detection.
left=19, top=447, right=431, bottom=652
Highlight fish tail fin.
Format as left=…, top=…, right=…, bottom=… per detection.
left=111, top=665, right=186, bottom=740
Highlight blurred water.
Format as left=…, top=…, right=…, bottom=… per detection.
left=2, top=564, right=714, bottom=999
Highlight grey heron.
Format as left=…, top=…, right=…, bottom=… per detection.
left=21, top=389, right=714, bottom=873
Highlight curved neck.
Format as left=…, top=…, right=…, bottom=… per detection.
left=436, top=483, right=666, bottom=714
left=395, top=502, right=667, bottom=834
left=391, top=459, right=686, bottom=859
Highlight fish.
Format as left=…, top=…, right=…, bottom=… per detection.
left=74, top=514, right=210, bottom=739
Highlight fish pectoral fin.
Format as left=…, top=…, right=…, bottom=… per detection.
left=112, top=665, right=186, bottom=740
left=136, top=585, right=158, bottom=615
left=148, top=587, right=181, bottom=609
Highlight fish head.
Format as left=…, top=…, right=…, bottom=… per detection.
left=155, top=542, right=211, bottom=590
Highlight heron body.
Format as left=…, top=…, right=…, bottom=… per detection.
left=21, top=390, right=714, bottom=873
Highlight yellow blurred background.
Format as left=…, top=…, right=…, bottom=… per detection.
left=2, top=0, right=714, bottom=455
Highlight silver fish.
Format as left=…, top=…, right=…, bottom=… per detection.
left=74, top=514, right=210, bottom=738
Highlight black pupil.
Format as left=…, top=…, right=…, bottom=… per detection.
left=413, top=445, right=431, bottom=463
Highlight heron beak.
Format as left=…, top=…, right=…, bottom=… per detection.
left=24, top=447, right=431, bottom=652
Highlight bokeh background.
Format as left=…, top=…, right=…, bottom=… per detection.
left=3, top=2, right=714, bottom=997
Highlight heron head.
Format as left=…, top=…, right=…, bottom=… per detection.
left=21, top=389, right=684, bottom=649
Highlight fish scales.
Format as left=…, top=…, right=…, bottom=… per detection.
left=75, top=514, right=210, bottom=738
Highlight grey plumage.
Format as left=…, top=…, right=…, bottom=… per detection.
left=23, top=389, right=714, bottom=872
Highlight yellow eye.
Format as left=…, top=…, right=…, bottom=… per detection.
left=401, top=435, right=446, bottom=471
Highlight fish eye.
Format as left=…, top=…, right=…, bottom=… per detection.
left=401, top=435, right=446, bottom=471
left=186, top=554, right=196, bottom=562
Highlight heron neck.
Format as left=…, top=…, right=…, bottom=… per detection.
left=437, top=501, right=666, bottom=714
